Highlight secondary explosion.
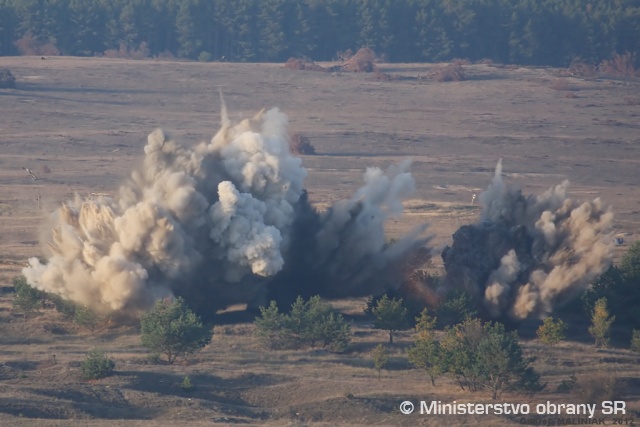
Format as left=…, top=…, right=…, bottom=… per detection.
left=22, top=106, right=430, bottom=317
left=441, top=160, right=614, bottom=320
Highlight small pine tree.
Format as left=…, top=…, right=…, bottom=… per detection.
left=371, top=344, right=389, bottom=380
left=181, top=375, right=194, bottom=391
left=81, top=349, right=115, bottom=380
left=408, top=307, right=442, bottom=386
left=588, top=297, right=615, bottom=348
left=536, top=317, right=567, bottom=347
left=254, top=301, right=288, bottom=349
left=371, top=295, right=409, bottom=343
left=140, top=297, right=213, bottom=364
left=630, top=329, right=640, bottom=352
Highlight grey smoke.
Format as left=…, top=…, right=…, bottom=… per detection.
left=22, top=106, right=428, bottom=316
left=442, top=159, right=614, bottom=319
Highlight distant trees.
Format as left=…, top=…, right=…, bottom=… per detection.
left=140, top=297, right=213, bottom=364
left=0, top=0, right=637, bottom=67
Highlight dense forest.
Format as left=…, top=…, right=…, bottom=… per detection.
left=0, top=0, right=638, bottom=66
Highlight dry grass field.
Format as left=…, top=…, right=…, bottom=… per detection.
left=1, top=56, right=640, bottom=426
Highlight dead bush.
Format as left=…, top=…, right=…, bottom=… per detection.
left=0, top=68, right=16, bottom=89
left=550, top=79, right=576, bottom=91
left=575, top=373, right=621, bottom=403
left=284, top=57, right=326, bottom=72
left=103, top=42, right=150, bottom=60
left=371, top=70, right=394, bottom=81
left=341, top=47, right=377, bottom=72
left=599, top=51, right=639, bottom=78
left=334, top=49, right=354, bottom=62
left=568, top=57, right=596, bottom=77
left=451, top=58, right=470, bottom=66
left=290, top=134, right=316, bottom=155
left=14, top=32, right=59, bottom=56
left=430, top=64, right=466, bottom=82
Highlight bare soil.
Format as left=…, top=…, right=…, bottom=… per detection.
left=0, top=57, right=639, bottom=426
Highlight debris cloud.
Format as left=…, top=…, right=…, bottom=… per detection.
left=441, top=160, right=614, bottom=319
left=23, top=106, right=429, bottom=316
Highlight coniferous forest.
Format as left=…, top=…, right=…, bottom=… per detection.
left=0, top=0, right=638, bottom=66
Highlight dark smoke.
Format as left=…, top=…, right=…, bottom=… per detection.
left=441, top=160, right=614, bottom=320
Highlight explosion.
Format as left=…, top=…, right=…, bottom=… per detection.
left=441, top=160, right=614, bottom=320
left=22, top=106, right=430, bottom=317
left=22, top=104, right=615, bottom=322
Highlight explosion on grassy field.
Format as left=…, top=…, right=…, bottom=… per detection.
left=22, top=104, right=431, bottom=317
left=441, top=160, right=614, bottom=319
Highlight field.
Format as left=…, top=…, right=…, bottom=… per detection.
left=1, top=56, right=640, bottom=426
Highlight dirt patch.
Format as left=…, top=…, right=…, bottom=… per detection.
left=284, top=58, right=326, bottom=72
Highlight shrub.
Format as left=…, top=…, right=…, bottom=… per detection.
left=198, top=51, right=212, bottom=62
left=254, top=296, right=351, bottom=352
left=12, top=276, right=43, bottom=317
left=140, top=297, right=213, bottom=364
left=74, top=306, right=100, bottom=331
left=181, top=375, right=194, bottom=391
left=536, top=317, right=567, bottom=347
left=81, top=349, right=115, bottom=380
left=588, top=297, right=615, bottom=348
left=439, top=318, right=543, bottom=399
left=370, top=295, right=409, bottom=343
left=371, top=344, right=389, bottom=380
left=408, top=308, right=442, bottom=385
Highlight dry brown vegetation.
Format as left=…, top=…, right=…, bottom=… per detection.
left=599, top=52, right=639, bottom=78
left=289, top=133, right=316, bottom=155
left=284, top=57, right=326, bottom=72
left=1, top=57, right=640, bottom=425
left=429, top=64, right=466, bottom=82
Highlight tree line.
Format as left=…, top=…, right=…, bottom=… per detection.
left=0, top=0, right=638, bottom=66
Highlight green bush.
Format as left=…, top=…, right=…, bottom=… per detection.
left=438, top=318, right=543, bottom=399
left=74, top=306, right=101, bottom=331
left=140, top=297, right=213, bottom=364
left=181, top=375, right=194, bottom=391
left=12, top=276, right=44, bottom=317
left=198, top=51, right=212, bottom=62
left=81, top=349, right=115, bottom=380
left=254, top=296, right=351, bottom=352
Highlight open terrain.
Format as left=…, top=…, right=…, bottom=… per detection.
left=0, top=57, right=639, bottom=426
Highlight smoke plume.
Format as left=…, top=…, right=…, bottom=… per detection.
left=441, top=160, right=614, bottom=319
left=23, top=106, right=429, bottom=317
